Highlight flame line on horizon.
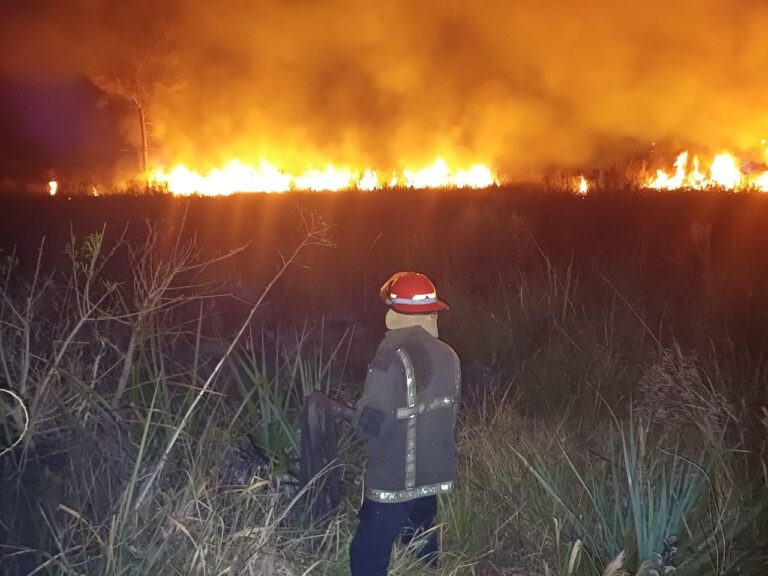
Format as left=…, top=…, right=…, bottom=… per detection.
left=646, top=151, right=768, bottom=192
left=151, top=158, right=499, bottom=195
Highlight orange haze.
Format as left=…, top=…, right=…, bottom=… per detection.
left=2, top=0, right=768, bottom=183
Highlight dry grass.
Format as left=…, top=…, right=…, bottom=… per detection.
left=637, top=346, right=735, bottom=433
left=1, top=214, right=766, bottom=575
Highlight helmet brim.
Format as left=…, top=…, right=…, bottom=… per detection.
left=387, top=299, right=449, bottom=314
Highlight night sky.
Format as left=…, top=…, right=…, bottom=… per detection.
left=0, top=74, right=126, bottom=181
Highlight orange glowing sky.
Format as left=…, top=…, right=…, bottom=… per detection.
left=1, top=0, right=768, bottom=185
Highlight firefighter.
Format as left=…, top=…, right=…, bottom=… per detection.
left=350, top=271, right=461, bottom=576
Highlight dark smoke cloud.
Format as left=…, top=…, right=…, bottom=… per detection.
left=3, top=0, right=768, bottom=177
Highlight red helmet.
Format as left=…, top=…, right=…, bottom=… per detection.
left=379, top=271, right=449, bottom=314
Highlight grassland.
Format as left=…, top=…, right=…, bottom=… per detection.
left=0, top=188, right=766, bottom=575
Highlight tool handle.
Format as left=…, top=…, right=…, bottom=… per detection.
left=305, top=390, right=356, bottom=422
left=327, top=397, right=356, bottom=422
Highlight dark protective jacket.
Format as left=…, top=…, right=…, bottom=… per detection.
left=355, top=326, right=461, bottom=503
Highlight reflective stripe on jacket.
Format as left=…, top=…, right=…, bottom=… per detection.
left=355, top=326, right=460, bottom=503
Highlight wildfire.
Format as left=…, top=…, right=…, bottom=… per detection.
left=400, top=159, right=496, bottom=189
left=646, top=151, right=768, bottom=192
left=48, top=180, right=58, bottom=196
left=578, top=176, right=589, bottom=195
left=154, top=160, right=291, bottom=196
left=757, top=172, right=768, bottom=191
left=152, top=158, right=498, bottom=196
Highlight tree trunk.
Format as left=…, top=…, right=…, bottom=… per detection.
left=134, top=99, right=148, bottom=176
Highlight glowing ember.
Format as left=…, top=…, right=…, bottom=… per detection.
left=452, top=164, right=497, bottom=189
left=153, top=160, right=291, bottom=196
left=401, top=158, right=497, bottom=189
left=647, top=151, right=768, bottom=191
left=578, top=176, right=589, bottom=195
left=152, top=158, right=498, bottom=195
left=48, top=180, right=58, bottom=196
left=293, top=165, right=354, bottom=192
left=359, top=169, right=378, bottom=192
left=756, top=172, right=768, bottom=192
left=401, top=158, right=451, bottom=189
left=710, top=154, right=742, bottom=188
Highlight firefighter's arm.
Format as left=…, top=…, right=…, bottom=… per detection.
left=354, top=364, right=397, bottom=438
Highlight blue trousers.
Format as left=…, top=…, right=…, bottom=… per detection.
left=349, top=495, right=439, bottom=576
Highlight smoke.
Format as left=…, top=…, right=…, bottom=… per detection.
left=3, top=0, right=768, bottom=176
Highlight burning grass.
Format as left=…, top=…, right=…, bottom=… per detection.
left=151, top=158, right=498, bottom=195
left=0, top=193, right=767, bottom=574
left=645, top=151, right=768, bottom=192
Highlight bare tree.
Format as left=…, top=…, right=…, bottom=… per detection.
left=89, top=33, right=181, bottom=177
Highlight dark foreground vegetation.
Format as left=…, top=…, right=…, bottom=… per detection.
left=0, top=188, right=766, bottom=575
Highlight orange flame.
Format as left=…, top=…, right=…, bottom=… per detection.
left=152, top=158, right=498, bottom=196
left=647, top=151, right=768, bottom=191
left=756, top=172, right=768, bottom=191
left=577, top=176, right=589, bottom=195
left=48, top=180, right=58, bottom=196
